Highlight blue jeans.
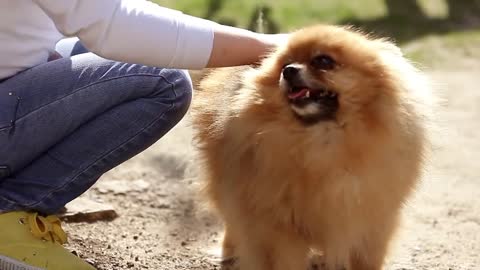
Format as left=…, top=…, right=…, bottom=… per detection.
left=0, top=42, right=192, bottom=214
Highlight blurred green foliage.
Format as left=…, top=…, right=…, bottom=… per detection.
left=154, top=0, right=480, bottom=42
left=153, top=0, right=480, bottom=67
left=154, top=0, right=386, bottom=31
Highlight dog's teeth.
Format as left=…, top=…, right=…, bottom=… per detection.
left=328, top=91, right=337, bottom=97
left=319, top=90, right=328, bottom=97
left=306, top=91, right=311, bottom=98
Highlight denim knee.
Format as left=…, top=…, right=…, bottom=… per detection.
left=172, top=69, right=193, bottom=116
left=152, top=69, right=193, bottom=123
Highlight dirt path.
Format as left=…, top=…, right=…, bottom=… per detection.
left=64, top=69, right=480, bottom=270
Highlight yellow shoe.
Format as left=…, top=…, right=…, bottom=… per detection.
left=0, top=211, right=95, bottom=270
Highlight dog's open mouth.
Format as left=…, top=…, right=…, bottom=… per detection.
left=286, top=86, right=339, bottom=124
left=287, top=86, right=337, bottom=102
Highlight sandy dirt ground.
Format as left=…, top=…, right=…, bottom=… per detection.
left=63, top=68, right=480, bottom=270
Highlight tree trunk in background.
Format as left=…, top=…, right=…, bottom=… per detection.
left=205, top=0, right=224, bottom=19
left=204, top=0, right=237, bottom=27
left=385, top=0, right=424, bottom=17
left=447, top=0, right=480, bottom=22
left=248, top=5, right=279, bottom=34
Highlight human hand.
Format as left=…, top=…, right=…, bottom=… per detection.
left=206, top=25, right=290, bottom=68
left=259, top=33, right=290, bottom=49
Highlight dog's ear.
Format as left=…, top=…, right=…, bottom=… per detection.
left=372, top=38, right=403, bottom=57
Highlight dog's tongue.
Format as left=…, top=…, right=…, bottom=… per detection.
left=288, top=88, right=310, bottom=100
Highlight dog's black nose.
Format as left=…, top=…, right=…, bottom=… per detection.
left=282, top=65, right=299, bottom=81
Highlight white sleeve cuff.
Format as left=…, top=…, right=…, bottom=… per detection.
left=169, top=14, right=216, bottom=69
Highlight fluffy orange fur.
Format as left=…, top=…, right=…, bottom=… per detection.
left=191, top=25, right=433, bottom=270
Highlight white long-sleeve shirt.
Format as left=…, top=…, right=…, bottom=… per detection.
left=0, top=0, right=216, bottom=80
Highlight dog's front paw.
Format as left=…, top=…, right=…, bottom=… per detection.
left=309, top=255, right=347, bottom=270
left=310, top=254, right=328, bottom=270
left=220, top=257, right=240, bottom=270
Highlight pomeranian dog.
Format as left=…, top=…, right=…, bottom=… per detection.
left=192, top=25, right=433, bottom=270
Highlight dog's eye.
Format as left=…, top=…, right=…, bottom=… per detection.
left=310, top=55, right=336, bottom=70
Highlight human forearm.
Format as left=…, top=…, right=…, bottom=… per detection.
left=206, top=25, right=285, bottom=68
left=34, top=0, right=285, bottom=70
